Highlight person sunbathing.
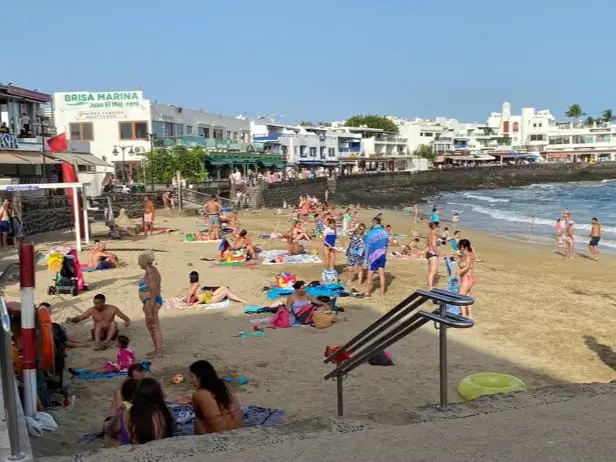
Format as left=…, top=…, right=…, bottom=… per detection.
left=89, top=240, right=119, bottom=269
left=230, top=229, right=255, bottom=259
left=189, top=360, right=243, bottom=435
left=287, top=237, right=304, bottom=256
left=291, top=221, right=311, bottom=241
left=185, top=271, right=248, bottom=305
left=397, top=238, right=423, bottom=257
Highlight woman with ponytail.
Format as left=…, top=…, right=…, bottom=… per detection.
left=190, top=360, right=243, bottom=434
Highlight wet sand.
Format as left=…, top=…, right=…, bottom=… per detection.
left=5, top=207, right=615, bottom=458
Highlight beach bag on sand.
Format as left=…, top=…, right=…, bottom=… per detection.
left=294, top=304, right=318, bottom=325
left=313, top=311, right=334, bottom=329
left=271, top=306, right=291, bottom=329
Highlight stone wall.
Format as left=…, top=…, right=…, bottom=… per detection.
left=259, top=162, right=616, bottom=208
left=89, top=193, right=163, bottom=219
left=261, top=177, right=329, bottom=208
left=20, top=195, right=75, bottom=236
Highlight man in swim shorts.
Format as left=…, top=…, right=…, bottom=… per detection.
left=68, top=294, right=131, bottom=350
left=364, top=217, right=389, bottom=297
left=89, top=240, right=119, bottom=268
left=0, top=199, right=13, bottom=251
left=589, top=217, right=601, bottom=261
left=206, top=195, right=222, bottom=240
left=143, top=196, right=154, bottom=236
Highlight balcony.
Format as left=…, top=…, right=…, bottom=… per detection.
left=374, top=136, right=408, bottom=145
left=153, top=135, right=244, bottom=151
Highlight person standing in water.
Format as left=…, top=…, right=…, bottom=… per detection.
left=412, top=202, right=419, bottom=223
left=588, top=217, right=601, bottom=261
left=138, top=251, right=163, bottom=359
left=565, top=221, right=575, bottom=260
left=555, top=218, right=563, bottom=246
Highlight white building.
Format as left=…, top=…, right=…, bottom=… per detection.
left=53, top=90, right=152, bottom=182
left=54, top=89, right=252, bottom=183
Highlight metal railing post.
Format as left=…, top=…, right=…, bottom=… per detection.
left=336, top=374, right=344, bottom=417
left=0, top=295, right=25, bottom=460
left=438, top=301, right=448, bottom=411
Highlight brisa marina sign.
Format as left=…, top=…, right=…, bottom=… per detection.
left=61, top=91, right=143, bottom=110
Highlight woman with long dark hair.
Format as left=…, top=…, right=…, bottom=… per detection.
left=105, top=377, right=174, bottom=446
left=189, top=360, right=242, bottom=434
left=457, top=239, right=476, bottom=318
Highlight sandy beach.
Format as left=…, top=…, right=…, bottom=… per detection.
left=4, top=206, right=615, bottom=458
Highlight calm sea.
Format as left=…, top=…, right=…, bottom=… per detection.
left=417, top=180, right=616, bottom=251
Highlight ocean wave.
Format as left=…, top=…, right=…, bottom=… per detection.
left=462, top=192, right=509, bottom=203
left=468, top=204, right=616, bottom=235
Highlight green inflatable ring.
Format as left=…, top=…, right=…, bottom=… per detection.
left=458, top=372, right=527, bottom=401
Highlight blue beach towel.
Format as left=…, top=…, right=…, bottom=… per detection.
left=364, top=225, right=389, bottom=266
left=70, top=368, right=127, bottom=380
left=266, top=284, right=346, bottom=300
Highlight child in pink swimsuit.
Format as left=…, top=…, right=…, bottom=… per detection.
left=104, top=335, right=136, bottom=373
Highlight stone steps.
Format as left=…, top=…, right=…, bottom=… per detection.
left=41, top=382, right=616, bottom=462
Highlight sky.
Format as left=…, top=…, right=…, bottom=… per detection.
left=4, top=0, right=614, bottom=123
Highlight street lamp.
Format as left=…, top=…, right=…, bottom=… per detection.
left=112, top=145, right=135, bottom=183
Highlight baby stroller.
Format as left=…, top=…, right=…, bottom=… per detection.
left=47, top=249, right=87, bottom=296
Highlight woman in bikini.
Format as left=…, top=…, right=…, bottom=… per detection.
left=457, top=239, right=476, bottom=318
left=184, top=271, right=248, bottom=306
left=190, top=360, right=243, bottom=435
left=286, top=281, right=330, bottom=325
left=105, top=378, right=174, bottom=446
left=138, top=251, right=163, bottom=359
left=426, top=221, right=440, bottom=290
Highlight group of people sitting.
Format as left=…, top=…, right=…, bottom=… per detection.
left=104, top=360, right=242, bottom=447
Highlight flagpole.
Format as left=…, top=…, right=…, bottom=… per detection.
left=37, top=115, right=47, bottom=182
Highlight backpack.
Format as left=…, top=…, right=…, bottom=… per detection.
left=271, top=306, right=291, bottom=328
left=294, top=304, right=317, bottom=325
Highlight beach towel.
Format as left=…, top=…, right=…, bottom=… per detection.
left=79, top=404, right=287, bottom=443
left=258, top=232, right=283, bottom=239
left=262, top=254, right=322, bottom=265
left=258, top=249, right=289, bottom=260
left=215, top=260, right=256, bottom=267
left=69, top=368, right=127, bottom=380
left=266, top=284, right=346, bottom=300
left=164, top=298, right=233, bottom=311
left=364, top=225, right=389, bottom=267
left=244, top=305, right=279, bottom=314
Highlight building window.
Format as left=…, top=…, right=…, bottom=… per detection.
left=530, top=134, right=545, bottom=141
left=503, top=121, right=510, bottom=133
left=596, top=134, right=610, bottom=143
left=186, top=125, right=193, bottom=135
left=328, top=147, right=336, bottom=158
left=300, top=145, right=307, bottom=158
left=119, top=121, right=148, bottom=140
left=512, top=122, right=519, bottom=132
left=69, top=122, right=94, bottom=141
left=310, top=147, right=317, bottom=157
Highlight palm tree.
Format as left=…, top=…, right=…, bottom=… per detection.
left=565, top=104, right=585, bottom=125
left=584, top=116, right=596, bottom=127
left=601, top=109, right=614, bottom=124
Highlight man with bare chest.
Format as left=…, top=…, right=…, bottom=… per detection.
left=68, top=294, right=131, bottom=350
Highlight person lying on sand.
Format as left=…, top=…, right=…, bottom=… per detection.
left=68, top=294, right=131, bottom=350
left=88, top=240, right=119, bottom=268
left=395, top=238, right=423, bottom=258
left=184, top=271, right=248, bottom=305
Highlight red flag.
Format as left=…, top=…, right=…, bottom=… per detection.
left=47, top=132, right=68, bottom=152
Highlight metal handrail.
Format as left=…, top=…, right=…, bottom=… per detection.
left=0, top=294, right=25, bottom=460
left=324, top=289, right=474, bottom=416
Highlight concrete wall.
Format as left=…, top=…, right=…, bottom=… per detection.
left=259, top=162, right=616, bottom=208
left=261, top=177, right=329, bottom=208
